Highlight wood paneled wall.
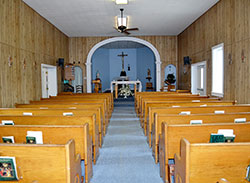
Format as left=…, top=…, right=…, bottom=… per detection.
left=0, top=0, right=69, bottom=107
left=178, top=0, right=250, bottom=104
left=69, top=36, right=177, bottom=92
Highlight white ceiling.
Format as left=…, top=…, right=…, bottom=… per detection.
left=23, top=0, right=219, bottom=37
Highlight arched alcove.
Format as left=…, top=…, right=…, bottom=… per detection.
left=86, top=37, right=162, bottom=93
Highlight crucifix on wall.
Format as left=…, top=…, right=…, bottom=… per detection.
left=118, top=51, right=128, bottom=76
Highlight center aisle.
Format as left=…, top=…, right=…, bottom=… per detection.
left=90, top=98, right=162, bottom=183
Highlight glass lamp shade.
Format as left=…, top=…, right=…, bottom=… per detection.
left=117, top=16, right=127, bottom=27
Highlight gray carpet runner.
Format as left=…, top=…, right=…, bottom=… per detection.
left=89, top=99, right=162, bottom=183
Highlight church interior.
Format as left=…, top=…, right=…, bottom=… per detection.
left=0, top=0, right=250, bottom=183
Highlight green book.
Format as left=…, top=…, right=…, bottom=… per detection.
left=0, top=156, right=18, bottom=181
left=2, top=136, right=15, bottom=143
left=26, top=136, right=36, bottom=144
left=210, top=134, right=225, bottom=143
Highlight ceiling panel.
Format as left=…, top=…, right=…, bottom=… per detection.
left=22, top=0, right=219, bottom=37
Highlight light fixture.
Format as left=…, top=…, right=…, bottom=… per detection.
left=115, top=0, right=128, bottom=5
left=117, top=8, right=127, bottom=29
left=117, top=16, right=127, bottom=27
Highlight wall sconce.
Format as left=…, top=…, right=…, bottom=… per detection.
left=241, top=49, right=246, bottom=63
left=8, top=56, right=13, bottom=67
left=33, top=60, right=37, bottom=69
left=23, top=59, right=26, bottom=69
left=228, top=53, right=232, bottom=65
left=128, top=64, right=130, bottom=71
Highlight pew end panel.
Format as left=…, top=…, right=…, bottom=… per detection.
left=0, top=139, right=81, bottom=183
left=175, top=138, right=250, bottom=183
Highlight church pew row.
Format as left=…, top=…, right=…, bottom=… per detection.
left=143, top=101, right=234, bottom=134
left=57, top=92, right=113, bottom=111
left=134, top=91, right=191, bottom=110
left=138, top=95, right=217, bottom=117
left=16, top=103, right=109, bottom=135
left=175, top=138, right=250, bottom=183
left=28, top=99, right=111, bottom=125
left=137, top=94, right=204, bottom=115
left=50, top=93, right=114, bottom=114
left=152, top=112, right=250, bottom=163
left=159, top=122, right=250, bottom=183
left=147, top=104, right=250, bottom=146
left=0, top=108, right=104, bottom=146
left=0, top=115, right=99, bottom=164
left=0, top=139, right=81, bottom=183
left=0, top=124, right=92, bottom=183
left=44, top=95, right=113, bottom=119
left=140, top=98, right=223, bottom=128
left=135, top=92, right=195, bottom=114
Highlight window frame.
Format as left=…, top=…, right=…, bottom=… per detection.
left=211, top=43, right=224, bottom=98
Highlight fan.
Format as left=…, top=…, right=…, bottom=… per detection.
left=115, top=8, right=139, bottom=35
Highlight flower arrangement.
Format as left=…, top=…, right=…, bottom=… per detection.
left=118, top=85, right=134, bottom=98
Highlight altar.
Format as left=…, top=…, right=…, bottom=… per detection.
left=110, top=80, right=142, bottom=99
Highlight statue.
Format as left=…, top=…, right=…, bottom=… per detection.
left=96, top=70, right=100, bottom=80
left=146, top=68, right=152, bottom=82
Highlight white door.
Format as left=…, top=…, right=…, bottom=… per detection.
left=41, top=67, right=49, bottom=98
left=41, top=64, right=57, bottom=98
left=191, top=61, right=206, bottom=96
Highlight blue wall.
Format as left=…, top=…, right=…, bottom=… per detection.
left=137, top=47, right=155, bottom=91
left=91, top=46, right=155, bottom=92
left=92, top=48, right=110, bottom=92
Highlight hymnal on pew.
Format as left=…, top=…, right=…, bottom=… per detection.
left=1, top=120, right=14, bottom=125
left=26, top=131, right=43, bottom=144
left=0, top=156, right=18, bottom=181
left=210, top=129, right=235, bottom=143
left=2, top=136, right=15, bottom=143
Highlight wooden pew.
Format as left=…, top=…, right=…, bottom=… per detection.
left=0, top=124, right=92, bottom=183
left=57, top=92, right=113, bottom=111
left=143, top=101, right=234, bottom=134
left=0, top=115, right=99, bottom=164
left=141, top=98, right=222, bottom=128
left=50, top=93, right=113, bottom=113
left=152, top=112, right=250, bottom=163
left=0, top=139, right=81, bottom=183
left=16, top=103, right=109, bottom=135
left=135, top=91, right=191, bottom=110
left=159, top=122, right=250, bottom=183
left=137, top=94, right=202, bottom=114
left=138, top=95, right=216, bottom=116
left=147, top=104, right=250, bottom=146
left=0, top=108, right=104, bottom=146
left=175, top=138, right=250, bottom=183
left=29, top=99, right=110, bottom=121
left=45, top=95, right=113, bottom=119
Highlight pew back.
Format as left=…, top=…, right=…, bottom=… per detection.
left=0, top=139, right=81, bottom=183
left=175, top=138, right=250, bottom=183
left=0, top=124, right=92, bottom=182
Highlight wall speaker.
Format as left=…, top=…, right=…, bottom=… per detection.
left=184, top=56, right=191, bottom=65
left=58, top=58, right=64, bottom=67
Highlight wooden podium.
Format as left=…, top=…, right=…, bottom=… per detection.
left=92, top=80, right=102, bottom=93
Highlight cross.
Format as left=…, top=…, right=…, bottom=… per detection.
left=118, top=52, right=128, bottom=71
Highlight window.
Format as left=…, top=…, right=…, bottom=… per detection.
left=212, top=43, right=224, bottom=97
